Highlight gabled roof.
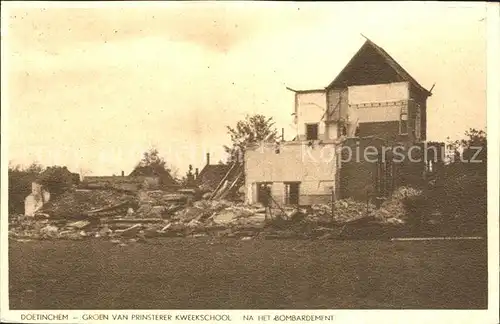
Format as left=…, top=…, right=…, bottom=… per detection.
left=197, top=164, right=232, bottom=190
left=129, top=165, right=176, bottom=185
left=326, top=38, right=432, bottom=97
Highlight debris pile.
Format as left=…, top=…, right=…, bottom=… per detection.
left=39, top=189, right=137, bottom=219
left=374, top=187, right=423, bottom=224
left=10, top=186, right=425, bottom=243
left=8, top=195, right=270, bottom=243
left=307, top=199, right=376, bottom=224
left=135, top=190, right=189, bottom=218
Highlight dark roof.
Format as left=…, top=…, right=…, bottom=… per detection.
left=129, top=165, right=176, bottom=185
left=197, top=164, right=232, bottom=190
left=327, top=39, right=432, bottom=97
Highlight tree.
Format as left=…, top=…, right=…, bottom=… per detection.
left=131, top=148, right=177, bottom=185
left=25, top=161, right=44, bottom=174
left=446, top=128, right=487, bottom=165
left=8, top=162, right=46, bottom=214
left=38, top=166, right=74, bottom=196
left=460, top=128, right=487, bottom=164
left=132, top=147, right=177, bottom=175
left=224, top=114, right=278, bottom=163
left=419, top=128, right=487, bottom=236
left=79, top=167, right=91, bottom=181
left=136, top=148, right=167, bottom=170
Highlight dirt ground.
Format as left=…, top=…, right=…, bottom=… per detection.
left=9, top=238, right=487, bottom=309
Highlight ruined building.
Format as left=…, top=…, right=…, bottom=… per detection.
left=245, top=38, right=443, bottom=206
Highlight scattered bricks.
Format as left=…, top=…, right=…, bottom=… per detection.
left=141, top=191, right=188, bottom=205
left=40, top=225, right=59, bottom=239
left=374, top=187, right=422, bottom=224
left=136, top=204, right=153, bottom=216
left=307, top=199, right=376, bottom=225
left=138, top=191, right=154, bottom=204
left=227, top=206, right=255, bottom=219
left=174, top=207, right=205, bottom=223
left=186, top=219, right=202, bottom=228
left=146, top=206, right=168, bottom=218
left=40, top=189, right=137, bottom=219
left=212, top=210, right=237, bottom=225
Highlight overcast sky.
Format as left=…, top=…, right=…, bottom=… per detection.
left=4, top=2, right=488, bottom=176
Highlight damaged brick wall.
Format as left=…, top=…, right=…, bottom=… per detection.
left=339, top=138, right=384, bottom=201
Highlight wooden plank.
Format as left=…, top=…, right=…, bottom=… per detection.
left=218, top=171, right=243, bottom=200
left=209, top=162, right=237, bottom=200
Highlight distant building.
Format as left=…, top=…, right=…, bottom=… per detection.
left=82, top=165, right=177, bottom=191
left=197, top=154, right=232, bottom=191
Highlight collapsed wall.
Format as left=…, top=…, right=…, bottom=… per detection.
left=244, top=141, right=339, bottom=206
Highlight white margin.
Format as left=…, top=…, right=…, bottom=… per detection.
left=0, top=2, right=499, bottom=324
left=486, top=2, right=500, bottom=321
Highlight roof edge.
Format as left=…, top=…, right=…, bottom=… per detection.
left=325, top=38, right=432, bottom=97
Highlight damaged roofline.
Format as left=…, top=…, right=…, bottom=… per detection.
left=245, top=135, right=387, bottom=151
left=286, top=87, right=325, bottom=94
left=325, top=37, right=432, bottom=97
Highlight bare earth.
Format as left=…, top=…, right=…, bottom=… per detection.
left=9, top=238, right=487, bottom=309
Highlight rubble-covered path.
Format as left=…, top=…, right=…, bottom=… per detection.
left=9, top=238, right=486, bottom=309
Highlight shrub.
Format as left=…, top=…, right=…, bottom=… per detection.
left=8, top=169, right=39, bottom=214
left=37, top=166, right=74, bottom=196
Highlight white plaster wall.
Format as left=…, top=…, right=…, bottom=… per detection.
left=325, top=123, right=339, bottom=140
left=296, top=91, right=327, bottom=139
left=245, top=142, right=337, bottom=204
left=346, top=82, right=410, bottom=124
left=25, top=182, right=51, bottom=216
left=348, top=82, right=409, bottom=105
left=355, top=102, right=407, bottom=123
